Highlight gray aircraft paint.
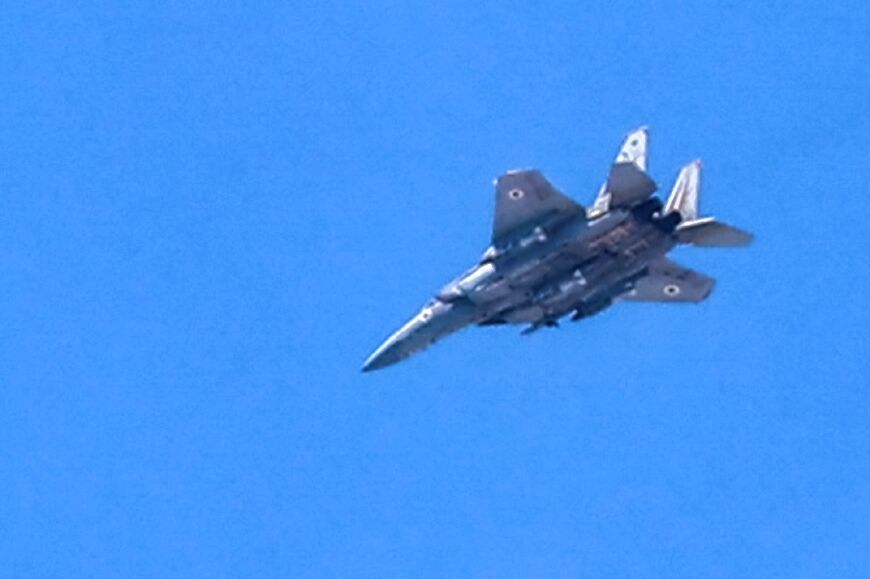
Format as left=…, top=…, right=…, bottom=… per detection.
left=363, top=128, right=753, bottom=372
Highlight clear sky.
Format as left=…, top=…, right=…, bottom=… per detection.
left=1, top=2, right=868, bottom=577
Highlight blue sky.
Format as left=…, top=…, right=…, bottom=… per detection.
left=1, top=2, right=868, bottom=577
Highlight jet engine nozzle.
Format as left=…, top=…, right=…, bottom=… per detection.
left=653, top=211, right=682, bottom=233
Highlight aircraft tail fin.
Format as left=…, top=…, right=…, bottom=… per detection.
left=665, top=160, right=753, bottom=247
left=589, top=127, right=656, bottom=216
left=663, top=159, right=701, bottom=220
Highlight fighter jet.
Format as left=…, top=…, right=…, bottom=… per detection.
left=362, top=128, right=752, bottom=371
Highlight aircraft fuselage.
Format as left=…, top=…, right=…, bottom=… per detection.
left=363, top=199, right=679, bottom=370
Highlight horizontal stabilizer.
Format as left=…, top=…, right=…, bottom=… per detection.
left=676, top=218, right=754, bottom=247
left=621, top=257, right=714, bottom=303
left=605, top=162, right=657, bottom=206
left=665, top=160, right=753, bottom=248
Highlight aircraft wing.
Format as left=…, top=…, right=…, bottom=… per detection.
left=621, top=257, right=715, bottom=303
left=492, top=169, right=583, bottom=246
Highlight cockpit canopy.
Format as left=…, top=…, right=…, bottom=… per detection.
left=437, top=262, right=496, bottom=302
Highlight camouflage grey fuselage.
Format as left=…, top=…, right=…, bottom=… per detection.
left=363, top=128, right=751, bottom=371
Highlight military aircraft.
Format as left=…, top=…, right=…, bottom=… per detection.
left=362, top=128, right=752, bottom=371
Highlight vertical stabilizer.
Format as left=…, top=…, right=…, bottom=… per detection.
left=664, top=159, right=701, bottom=220
left=666, top=159, right=754, bottom=247
left=615, top=126, right=648, bottom=171
left=590, top=126, right=654, bottom=216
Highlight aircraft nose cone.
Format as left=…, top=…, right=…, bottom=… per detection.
left=361, top=356, right=387, bottom=372
left=361, top=338, right=403, bottom=372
